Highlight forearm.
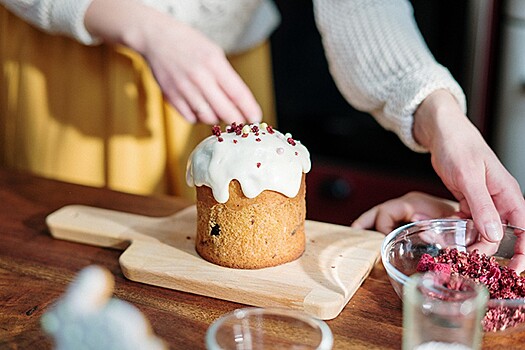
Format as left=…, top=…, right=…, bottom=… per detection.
left=313, top=0, right=466, bottom=152
left=84, top=0, right=169, bottom=54
left=0, top=0, right=98, bottom=44
left=413, top=89, right=479, bottom=153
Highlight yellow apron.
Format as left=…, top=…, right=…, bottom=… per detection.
left=0, top=6, right=276, bottom=200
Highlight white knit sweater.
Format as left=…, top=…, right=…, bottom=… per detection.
left=0, top=0, right=466, bottom=152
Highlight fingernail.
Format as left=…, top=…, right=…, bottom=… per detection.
left=485, top=221, right=503, bottom=242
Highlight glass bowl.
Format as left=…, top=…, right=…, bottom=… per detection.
left=381, top=219, right=525, bottom=333
left=205, top=307, right=333, bottom=350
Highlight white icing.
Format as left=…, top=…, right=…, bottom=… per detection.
left=186, top=123, right=311, bottom=203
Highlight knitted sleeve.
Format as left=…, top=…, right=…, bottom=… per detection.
left=0, top=0, right=279, bottom=52
left=0, top=0, right=99, bottom=45
left=313, top=0, right=467, bottom=152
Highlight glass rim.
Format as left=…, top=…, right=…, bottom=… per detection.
left=406, top=272, right=490, bottom=305
left=205, top=307, right=334, bottom=350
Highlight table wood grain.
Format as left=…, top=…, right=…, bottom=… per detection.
left=0, top=168, right=522, bottom=349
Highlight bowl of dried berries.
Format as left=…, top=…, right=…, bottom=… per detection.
left=381, top=219, right=525, bottom=333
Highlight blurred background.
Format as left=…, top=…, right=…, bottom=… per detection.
left=270, top=0, right=525, bottom=225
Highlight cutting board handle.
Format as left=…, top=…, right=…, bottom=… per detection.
left=46, top=205, right=158, bottom=249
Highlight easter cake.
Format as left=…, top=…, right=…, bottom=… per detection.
left=186, top=122, right=311, bottom=269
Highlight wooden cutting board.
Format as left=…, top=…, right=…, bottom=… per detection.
left=46, top=204, right=384, bottom=320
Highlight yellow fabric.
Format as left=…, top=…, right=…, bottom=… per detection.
left=0, top=6, right=276, bottom=200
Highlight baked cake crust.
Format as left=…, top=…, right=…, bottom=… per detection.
left=195, top=175, right=306, bottom=269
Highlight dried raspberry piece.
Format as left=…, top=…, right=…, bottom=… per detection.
left=419, top=247, right=525, bottom=332
left=431, top=263, right=452, bottom=275
left=416, top=253, right=435, bottom=272
left=228, top=122, right=243, bottom=135
left=211, top=125, right=221, bottom=137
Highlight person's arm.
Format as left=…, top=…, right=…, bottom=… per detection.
left=84, top=0, right=264, bottom=124
left=1, top=0, right=263, bottom=124
left=313, top=0, right=525, bottom=272
left=0, top=0, right=97, bottom=44
left=413, top=89, right=525, bottom=272
left=312, top=0, right=466, bottom=152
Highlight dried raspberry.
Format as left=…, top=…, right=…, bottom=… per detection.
left=418, top=248, right=525, bottom=332
left=211, top=125, right=221, bottom=137
left=416, top=254, right=435, bottom=272
left=431, top=263, right=451, bottom=275
left=228, top=122, right=243, bottom=135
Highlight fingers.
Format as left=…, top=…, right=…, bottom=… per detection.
left=508, top=253, right=525, bottom=274
left=351, top=206, right=379, bottom=230
left=351, top=192, right=460, bottom=235
left=168, top=68, right=262, bottom=125
left=215, top=63, right=263, bottom=123
left=459, top=180, right=504, bottom=243
left=508, top=224, right=525, bottom=273
left=185, top=53, right=263, bottom=124
left=147, top=31, right=262, bottom=125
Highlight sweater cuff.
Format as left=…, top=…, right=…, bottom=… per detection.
left=49, top=0, right=101, bottom=45
left=377, top=64, right=467, bottom=153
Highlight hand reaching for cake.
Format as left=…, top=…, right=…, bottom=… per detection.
left=84, top=0, right=262, bottom=125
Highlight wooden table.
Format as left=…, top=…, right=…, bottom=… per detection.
left=0, top=168, right=521, bottom=349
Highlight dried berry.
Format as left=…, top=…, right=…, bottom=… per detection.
left=211, top=125, right=221, bottom=137
left=417, top=248, right=525, bottom=332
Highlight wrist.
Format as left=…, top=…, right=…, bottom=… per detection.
left=413, top=89, right=465, bottom=151
left=84, top=0, right=166, bottom=55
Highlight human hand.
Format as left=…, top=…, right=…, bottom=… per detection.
left=351, top=191, right=460, bottom=234
left=85, top=0, right=262, bottom=125
left=140, top=20, right=262, bottom=124
left=413, top=90, right=525, bottom=272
